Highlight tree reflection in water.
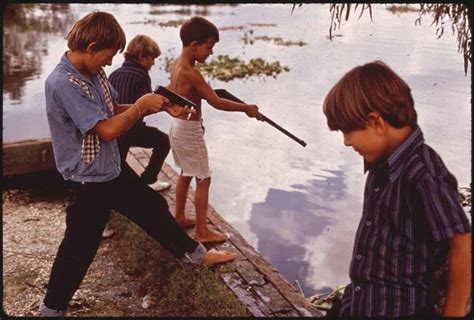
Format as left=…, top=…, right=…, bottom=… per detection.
left=3, top=4, right=75, bottom=101
left=292, top=3, right=471, bottom=75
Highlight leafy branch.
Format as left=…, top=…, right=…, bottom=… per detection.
left=291, top=3, right=471, bottom=75
left=415, top=4, right=471, bottom=75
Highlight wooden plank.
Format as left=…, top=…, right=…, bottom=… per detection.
left=220, top=272, right=269, bottom=316
left=253, top=283, right=298, bottom=315
left=2, top=138, right=56, bottom=176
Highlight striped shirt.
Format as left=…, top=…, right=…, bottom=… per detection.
left=339, top=126, right=471, bottom=317
left=108, top=59, right=151, bottom=125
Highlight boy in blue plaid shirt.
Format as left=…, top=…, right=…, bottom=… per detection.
left=40, top=11, right=235, bottom=317
left=322, top=60, right=471, bottom=317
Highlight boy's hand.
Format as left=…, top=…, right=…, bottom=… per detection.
left=135, top=93, right=170, bottom=116
left=163, top=104, right=196, bottom=118
left=245, top=104, right=264, bottom=121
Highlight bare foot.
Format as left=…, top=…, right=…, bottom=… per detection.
left=203, top=249, right=236, bottom=266
left=175, top=217, right=196, bottom=229
left=195, top=229, right=227, bottom=243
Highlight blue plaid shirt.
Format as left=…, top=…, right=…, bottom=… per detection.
left=339, top=126, right=471, bottom=317
left=45, top=52, right=121, bottom=182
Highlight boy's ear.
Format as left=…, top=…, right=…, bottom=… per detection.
left=189, top=41, right=199, bottom=50
left=367, top=112, right=386, bottom=132
left=86, top=42, right=97, bottom=54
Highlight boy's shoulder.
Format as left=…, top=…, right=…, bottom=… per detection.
left=110, top=60, right=148, bottom=77
left=403, top=142, right=456, bottom=186
left=46, top=64, right=72, bottom=90
left=170, top=61, right=203, bottom=88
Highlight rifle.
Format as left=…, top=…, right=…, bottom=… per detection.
left=214, top=89, right=307, bottom=147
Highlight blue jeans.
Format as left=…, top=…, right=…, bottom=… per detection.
left=43, top=164, right=198, bottom=310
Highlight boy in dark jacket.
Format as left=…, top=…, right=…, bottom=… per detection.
left=109, top=35, right=171, bottom=192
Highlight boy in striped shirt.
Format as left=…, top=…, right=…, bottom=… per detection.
left=323, top=60, right=471, bottom=317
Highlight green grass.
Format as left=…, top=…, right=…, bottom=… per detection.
left=108, top=211, right=250, bottom=317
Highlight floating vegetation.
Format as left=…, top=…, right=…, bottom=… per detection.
left=149, top=8, right=194, bottom=15
left=130, top=18, right=157, bottom=26
left=254, top=36, right=307, bottom=47
left=198, top=55, right=290, bottom=81
left=309, top=284, right=346, bottom=313
left=242, top=30, right=307, bottom=47
left=219, top=25, right=246, bottom=31
left=130, top=18, right=186, bottom=27
left=165, top=55, right=289, bottom=82
left=220, top=23, right=276, bottom=32
left=386, top=4, right=419, bottom=14
left=158, top=19, right=187, bottom=27
left=249, top=23, right=277, bottom=27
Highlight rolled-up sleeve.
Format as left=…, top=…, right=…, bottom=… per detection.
left=416, top=175, right=471, bottom=242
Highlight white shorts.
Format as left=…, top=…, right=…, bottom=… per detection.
left=169, top=118, right=212, bottom=179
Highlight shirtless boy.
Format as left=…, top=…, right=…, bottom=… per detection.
left=168, top=16, right=264, bottom=243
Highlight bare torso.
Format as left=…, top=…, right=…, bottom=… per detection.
left=169, top=58, right=202, bottom=121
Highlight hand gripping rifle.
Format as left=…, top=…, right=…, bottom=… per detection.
left=214, top=89, right=307, bottom=147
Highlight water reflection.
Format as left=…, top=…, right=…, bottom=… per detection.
left=249, top=169, right=346, bottom=296
left=2, top=4, right=75, bottom=101
left=323, top=3, right=471, bottom=74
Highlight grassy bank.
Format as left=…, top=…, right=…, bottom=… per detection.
left=107, top=210, right=250, bottom=317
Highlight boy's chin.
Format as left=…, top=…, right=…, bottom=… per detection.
left=364, top=155, right=385, bottom=164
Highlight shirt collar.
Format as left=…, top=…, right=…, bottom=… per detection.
left=364, top=126, right=424, bottom=182
left=60, top=51, right=101, bottom=84
left=123, top=58, right=148, bottom=72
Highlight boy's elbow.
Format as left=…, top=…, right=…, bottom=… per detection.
left=207, top=97, right=221, bottom=109
left=93, top=121, right=117, bottom=142
left=99, top=133, right=115, bottom=142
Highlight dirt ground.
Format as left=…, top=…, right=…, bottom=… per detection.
left=2, top=171, right=248, bottom=317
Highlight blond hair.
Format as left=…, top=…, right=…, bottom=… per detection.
left=67, top=11, right=126, bottom=53
left=323, top=60, right=417, bottom=132
left=124, top=35, right=161, bottom=60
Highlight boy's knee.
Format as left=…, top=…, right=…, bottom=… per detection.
left=196, top=176, right=211, bottom=187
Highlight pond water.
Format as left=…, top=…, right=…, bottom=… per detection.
left=3, top=4, right=471, bottom=297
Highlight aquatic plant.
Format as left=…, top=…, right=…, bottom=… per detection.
left=253, top=36, right=307, bottom=47
left=158, top=19, right=188, bottom=27
left=131, top=18, right=187, bottom=27
left=386, top=4, right=419, bottom=14
left=165, top=55, right=290, bottom=82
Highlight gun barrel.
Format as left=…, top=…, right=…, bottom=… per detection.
left=214, top=89, right=306, bottom=147
left=261, top=114, right=307, bottom=147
